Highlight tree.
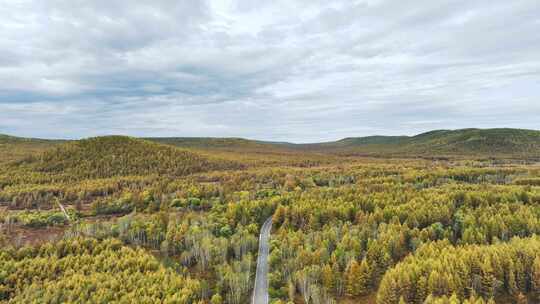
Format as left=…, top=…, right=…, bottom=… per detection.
left=345, top=259, right=371, bottom=296
left=322, top=264, right=335, bottom=293
left=210, top=294, right=223, bottom=304
left=532, top=256, right=540, bottom=301
left=479, top=260, right=497, bottom=298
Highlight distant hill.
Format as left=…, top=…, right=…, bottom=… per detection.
left=317, top=135, right=410, bottom=147
left=145, top=137, right=327, bottom=167
left=13, top=136, right=243, bottom=179
left=0, top=134, right=61, bottom=144
left=146, top=137, right=291, bottom=150
left=0, top=134, right=64, bottom=164
left=149, top=129, right=540, bottom=158
left=3, top=128, right=539, bottom=163
left=311, top=128, right=540, bottom=158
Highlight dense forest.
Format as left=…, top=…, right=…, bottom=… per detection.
left=145, top=128, right=540, bottom=159
left=1, top=129, right=540, bottom=303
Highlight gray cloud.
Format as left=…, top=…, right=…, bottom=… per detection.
left=0, top=0, right=539, bottom=142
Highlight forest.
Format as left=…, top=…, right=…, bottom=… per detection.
left=1, top=129, right=540, bottom=304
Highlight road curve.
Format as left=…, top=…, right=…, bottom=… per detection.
left=252, top=217, right=273, bottom=304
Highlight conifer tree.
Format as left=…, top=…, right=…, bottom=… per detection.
left=531, top=256, right=540, bottom=301
left=346, top=259, right=372, bottom=297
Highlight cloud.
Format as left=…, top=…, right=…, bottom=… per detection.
left=0, top=0, right=539, bottom=142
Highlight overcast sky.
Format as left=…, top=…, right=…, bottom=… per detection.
left=1, top=0, right=539, bottom=142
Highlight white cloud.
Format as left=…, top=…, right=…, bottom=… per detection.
left=0, top=0, right=539, bottom=142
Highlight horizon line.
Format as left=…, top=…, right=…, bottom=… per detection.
left=2, top=127, right=538, bottom=145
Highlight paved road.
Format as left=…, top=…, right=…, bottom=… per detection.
left=252, top=217, right=273, bottom=304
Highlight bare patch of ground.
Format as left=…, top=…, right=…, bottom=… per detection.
left=292, top=294, right=376, bottom=304
left=1, top=225, right=66, bottom=247
left=338, top=294, right=377, bottom=304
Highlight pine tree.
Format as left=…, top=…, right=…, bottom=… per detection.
left=210, top=294, right=223, bottom=304
left=345, top=259, right=371, bottom=297
left=532, top=256, right=540, bottom=301
left=428, top=270, right=447, bottom=297
left=506, top=261, right=518, bottom=296
left=479, top=260, right=496, bottom=298
left=377, top=276, right=400, bottom=304
left=322, top=264, right=336, bottom=294
left=415, top=276, right=429, bottom=304
left=449, top=293, right=461, bottom=304
left=345, top=260, right=360, bottom=296
left=357, top=258, right=372, bottom=294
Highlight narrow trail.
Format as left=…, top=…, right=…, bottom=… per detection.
left=252, top=217, right=273, bottom=304
left=56, top=200, right=71, bottom=221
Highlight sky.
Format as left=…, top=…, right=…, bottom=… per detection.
left=1, top=0, right=539, bottom=143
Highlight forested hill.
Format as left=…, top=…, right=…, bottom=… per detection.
left=146, top=137, right=292, bottom=151
left=0, top=134, right=65, bottom=164
left=11, top=136, right=243, bottom=179
left=148, top=128, right=540, bottom=158
left=310, top=128, right=540, bottom=158
left=3, top=128, right=540, bottom=162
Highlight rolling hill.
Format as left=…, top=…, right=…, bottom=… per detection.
left=312, top=128, right=540, bottom=158
left=146, top=137, right=290, bottom=151
left=148, top=129, right=540, bottom=158
left=2, top=128, right=540, bottom=165
left=0, top=134, right=64, bottom=164
left=11, top=136, right=244, bottom=179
